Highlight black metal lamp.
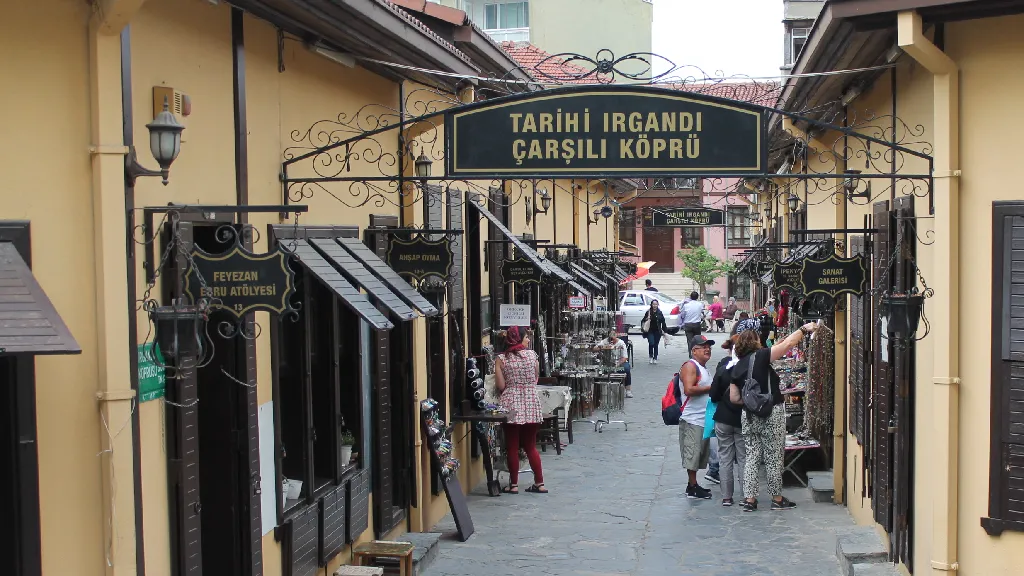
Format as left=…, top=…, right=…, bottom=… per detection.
left=414, top=152, right=432, bottom=181
left=150, top=303, right=205, bottom=364
left=127, top=97, right=185, bottom=186
left=588, top=209, right=601, bottom=224
left=765, top=202, right=773, bottom=220
left=787, top=193, right=800, bottom=212
left=537, top=188, right=552, bottom=213
left=880, top=289, right=924, bottom=342
left=844, top=169, right=871, bottom=199
left=749, top=209, right=760, bottom=221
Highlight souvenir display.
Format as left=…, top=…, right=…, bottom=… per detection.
left=420, top=398, right=461, bottom=481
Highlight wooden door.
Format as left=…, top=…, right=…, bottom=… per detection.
left=642, top=211, right=675, bottom=272
left=890, top=196, right=915, bottom=570
left=871, top=201, right=894, bottom=532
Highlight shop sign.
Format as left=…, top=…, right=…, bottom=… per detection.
left=651, top=207, right=725, bottom=227
left=499, top=304, right=531, bottom=327
left=184, top=245, right=296, bottom=318
left=753, top=261, right=774, bottom=278
left=386, top=236, right=454, bottom=283
left=567, top=296, right=587, bottom=309
left=772, top=262, right=803, bottom=291
left=138, top=343, right=166, bottom=402
left=446, top=86, right=765, bottom=178
left=800, top=254, right=868, bottom=298
left=500, top=257, right=542, bottom=285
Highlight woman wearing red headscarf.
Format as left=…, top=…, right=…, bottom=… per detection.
left=496, top=325, right=547, bottom=494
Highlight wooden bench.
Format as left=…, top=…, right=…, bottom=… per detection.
left=352, top=541, right=415, bottom=576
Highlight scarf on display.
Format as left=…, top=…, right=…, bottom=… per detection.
left=504, top=325, right=527, bottom=354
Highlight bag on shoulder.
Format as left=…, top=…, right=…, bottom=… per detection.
left=741, top=353, right=774, bottom=418
left=660, top=373, right=689, bottom=425
left=641, top=312, right=651, bottom=333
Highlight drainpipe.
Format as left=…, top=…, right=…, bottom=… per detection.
left=897, top=11, right=960, bottom=574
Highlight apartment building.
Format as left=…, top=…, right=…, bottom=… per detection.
left=781, top=0, right=824, bottom=72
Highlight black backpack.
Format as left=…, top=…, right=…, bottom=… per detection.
left=741, top=353, right=774, bottom=418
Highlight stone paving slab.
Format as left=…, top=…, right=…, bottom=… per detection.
left=425, top=334, right=854, bottom=575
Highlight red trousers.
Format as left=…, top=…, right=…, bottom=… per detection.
left=503, top=422, right=544, bottom=485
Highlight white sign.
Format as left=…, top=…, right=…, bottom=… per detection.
left=258, top=401, right=277, bottom=535
left=567, top=296, right=586, bottom=309
left=499, top=304, right=531, bottom=327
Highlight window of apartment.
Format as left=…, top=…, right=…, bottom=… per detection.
left=728, top=273, right=751, bottom=303
left=653, top=177, right=698, bottom=190
left=791, top=27, right=810, bottom=65
left=276, top=264, right=364, bottom=517
left=727, top=206, right=751, bottom=246
left=619, top=208, right=636, bottom=247
left=483, top=1, right=528, bottom=30
left=680, top=227, right=702, bottom=248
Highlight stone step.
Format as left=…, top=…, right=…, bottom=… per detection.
left=370, top=532, right=441, bottom=576
left=852, top=563, right=899, bottom=576
left=835, top=527, right=889, bottom=576
left=807, top=470, right=835, bottom=503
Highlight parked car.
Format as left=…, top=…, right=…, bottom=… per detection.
left=618, top=290, right=681, bottom=334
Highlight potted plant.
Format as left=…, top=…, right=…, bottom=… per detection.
left=340, top=430, right=355, bottom=467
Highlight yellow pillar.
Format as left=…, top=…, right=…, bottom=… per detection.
left=899, top=10, right=961, bottom=574
left=833, top=179, right=848, bottom=504
left=89, top=16, right=138, bottom=576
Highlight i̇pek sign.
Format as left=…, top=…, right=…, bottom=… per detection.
left=446, top=86, right=765, bottom=178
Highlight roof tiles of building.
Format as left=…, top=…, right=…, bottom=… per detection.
left=499, top=41, right=592, bottom=84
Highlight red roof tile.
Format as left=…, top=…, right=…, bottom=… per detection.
left=375, top=0, right=474, bottom=66
left=499, top=41, right=592, bottom=84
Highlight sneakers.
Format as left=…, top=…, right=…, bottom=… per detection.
left=649, top=358, right=654, bottom=364
left=685, top=484, right=713, bottom=499
left=771, top=497, right=797, bottom=511
left=722, top=498, right=734, bottom=507
left=705, top=472, right=721, bottom=485
left=625, top=390, right=634, bottom=398
left=653, top=358, right=658, bottom=364
left=742, top=500, right=758, bottom=512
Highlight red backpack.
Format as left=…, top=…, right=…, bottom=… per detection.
left=660, top=370, right=691, bottom=425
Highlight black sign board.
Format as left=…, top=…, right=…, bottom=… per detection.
left=184, top=245, right=296, bottom=318
left=501, top=258, right=543, bottom=285
left=651, top=208, right=725, bottom=227
left=753, top=261, right=774, bottom=278
left=446, top=86, right=765, bottom=178
left=799, top=254, right=868, bottom=298
left=386, top=236, right=454, bottom=282
left=772, top=262, right=803, bottom=291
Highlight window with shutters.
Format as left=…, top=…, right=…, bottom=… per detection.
left=984, top=203, right=1024, bottom=536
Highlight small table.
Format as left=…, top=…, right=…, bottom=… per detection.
left=353, top=541, right=415, bottom=576
left=783, top=439, right=822, bottom=487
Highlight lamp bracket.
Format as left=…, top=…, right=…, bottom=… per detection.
left=125, top=146, right=167, bottom=186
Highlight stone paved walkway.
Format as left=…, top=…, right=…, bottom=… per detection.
left=425, top=332, right=854, bottom=576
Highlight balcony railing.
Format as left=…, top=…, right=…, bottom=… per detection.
left=484, top=27, right=530, bottom=43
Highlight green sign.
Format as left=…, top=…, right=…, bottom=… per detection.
left=138, top=343, right=166, bottom=402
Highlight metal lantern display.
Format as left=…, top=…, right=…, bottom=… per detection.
left=151, top=303, right=206, bottom=363
left=880, top=290, right=925, bottom=338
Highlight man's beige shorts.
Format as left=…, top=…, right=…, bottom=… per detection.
left=678, top=420, right=710, bottom=471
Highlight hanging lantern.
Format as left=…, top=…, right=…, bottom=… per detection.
left=880, top=290, right=925, bottom=339
left=151, top=303, right=206, bottom=363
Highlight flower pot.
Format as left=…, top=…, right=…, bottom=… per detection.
left=340, top=445, right=353, bottom=466
left=882, top=294, right=924, bottom=336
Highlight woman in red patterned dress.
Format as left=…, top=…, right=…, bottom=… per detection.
left=496, top=325, right=548, bottom=494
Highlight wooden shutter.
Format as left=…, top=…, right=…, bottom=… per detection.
left=871, top=201, right=894, bottom=531
left=448, top=190, right=466, bottom=416
left=849, top=235, right=867, bottom=444
left=984, top=205, right=1024, bottom=536
left=891, top=195, right=915, bottom=569
left=346, top=469, right=370, bottom=543
left=167, top=221, right=204, bottom=576
left=240, top=328, right=264, bottom=576
left=318, top=483, right=347, bottom=566
left=284, top=504, right=318, bottom=576
left=488, top=188, right=505, bottom=331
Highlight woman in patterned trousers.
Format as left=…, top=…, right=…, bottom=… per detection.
left=729, top=320, right=819, bottom=512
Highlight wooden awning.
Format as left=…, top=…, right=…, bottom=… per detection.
left=0, top=243, right=80, bottom=355
left=290, top=240, right=394, bottom=330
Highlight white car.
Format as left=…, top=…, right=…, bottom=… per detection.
left=618, top=290, right=681, bottom=334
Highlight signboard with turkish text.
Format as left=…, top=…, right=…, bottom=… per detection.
left=138, top=343, right=166, bottom=402
left=386, top=236, right=454, bottom=283
left=446, top=86, right=765, bottom=178
left=772, top=262, right=803, bottom=291
left=799, top=254, right=868, bottom=298
left=500, top=257, right=543, bottom=285
left=651, top=207, right=725, bottom=227
left=567, top=296, right=587, bottom=309
left=184, top=245, right=296, bottom=318
left=499, top=304, right=531, bottom=327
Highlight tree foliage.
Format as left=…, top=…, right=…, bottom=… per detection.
left=677, top=246, right=736, bottom=296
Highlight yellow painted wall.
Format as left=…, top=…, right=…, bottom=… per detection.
left=0, top=2, right=106, bottom=575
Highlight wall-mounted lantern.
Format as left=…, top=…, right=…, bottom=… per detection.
left=414, top=152, right=432, bottom=181
left=787, top=193, right=800, bottom=212
left=127, top=97, right=185, bottom=186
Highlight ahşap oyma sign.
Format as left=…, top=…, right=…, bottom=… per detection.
left=447, top=87, right=764, bottom=177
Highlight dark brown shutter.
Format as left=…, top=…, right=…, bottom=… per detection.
left=985, top=206, right=1024, bottom=536
left=448, top=191, right=466, bottom=419
left=284, top=504, right=318, bottom=576
left=318, top=483, right=347, bottom=566
left=488, top=188, right=505, bottom=330
left=891, top=195, right=915, bottom=569
left=167, top=221, right=203, bottom=576
left=367, top=228, right=398, bottom=536
left=241, top=328, right=264, bottom=576
left=346, top=469, right=370, bottom=543
left=871, top=201, right=893, bottom=531
left=849, top=235, right=867, bottom=444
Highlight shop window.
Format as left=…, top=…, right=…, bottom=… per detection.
left=619, top=208, right=636, bottom=247
left=680, top=226, right=702, bottom=248
left=727, top=206, right=751, bottom=246
left=727, top=273, right=751, bottom=303
left=275, top=265, right=364, bottom=519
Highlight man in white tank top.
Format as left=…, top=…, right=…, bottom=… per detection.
left=678, top=334, right=715, bottom=499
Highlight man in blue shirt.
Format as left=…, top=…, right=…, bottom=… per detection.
left=679, top=291, right=706, bottom=357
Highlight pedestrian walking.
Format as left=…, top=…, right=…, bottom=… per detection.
left=678, top=334, right=716, bottom=499
left=640, top=299, right=668, bottom=364
left=730, top=320, right=819, bottom=511
left=708, top=295, right=724, bottom=333
left=644, top=278, right=659, bottom=292
left=594, top=330, right=632, bottom=398
left=679, top=291, right=705, bottom=356
left=708, top=327, right=746, bottom=506
left=496, top=325, right=548, bottom=494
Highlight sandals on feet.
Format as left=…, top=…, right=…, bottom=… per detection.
left=501, top=484, right=518, bottom=494
left=525, top=484, right=549, bottom=494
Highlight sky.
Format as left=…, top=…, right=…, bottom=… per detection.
left=652, top=0, right=784, bottom=80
